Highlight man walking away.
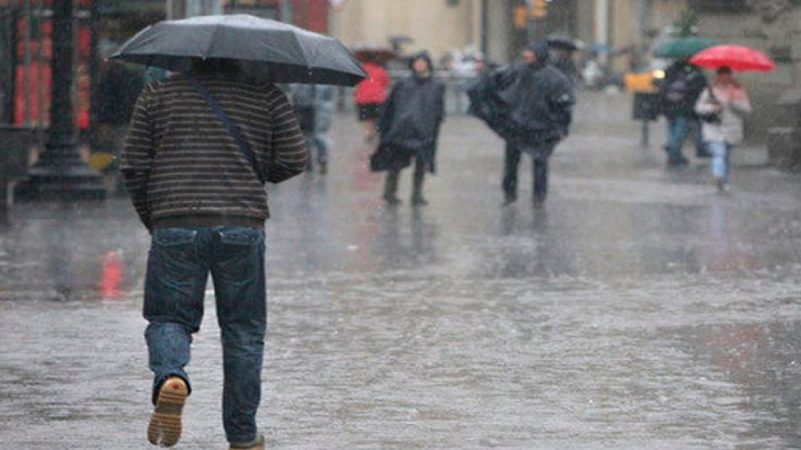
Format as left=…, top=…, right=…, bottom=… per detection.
left=498, top=41, right=574, bottom=208
left=121, top=58, right=307, bottom=449
left=370, top=51, right=445, bottom=206
left=658, top=60, right=709, bottom=166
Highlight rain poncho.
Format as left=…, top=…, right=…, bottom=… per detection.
left=371, top=53, right=445, bottom=173
left=468, top=42, right=574, bottom=152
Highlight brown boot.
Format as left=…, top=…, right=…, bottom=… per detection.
left=148, top=377, right=188, bottom=447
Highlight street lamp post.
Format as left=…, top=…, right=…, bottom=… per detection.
left=17, top=0, right=106, bottom=200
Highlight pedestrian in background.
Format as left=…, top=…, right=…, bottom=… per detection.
left=658, top=60, right=710, bottom=166
left=482, top=41, right=574, bottom=208
left=694, top=66, right=751, bottom=191
left=292, top=84, right=336, bottom=174
left=121, top=58, right=307, bottom=450
left=370, top=51, right=445, bottom=206
left=96, top=59, right=144, bottom=193
left=354, top=57, right=392, bottom=144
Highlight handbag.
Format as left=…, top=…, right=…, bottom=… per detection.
left=186, top=75, right=266, bottom=184
left=697, top=88, right=722, bottom=124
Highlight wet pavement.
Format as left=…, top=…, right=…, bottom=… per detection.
left=3, top=92, right=801, bottom=449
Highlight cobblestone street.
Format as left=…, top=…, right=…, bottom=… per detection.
left=3, top=92, right=801, bottom=449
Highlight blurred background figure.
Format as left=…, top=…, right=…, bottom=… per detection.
left=95, top=59, right=144, bottom=193
left=353, top=55, right=392, bottom=144
left=658, top=59, right=709, bottom=166
left=291, top=84, right=336, bottom=174
left=501, top=42, right=574, bottom=208
left=695, top=66, right=752, bottom=191
left=370, top=51, right=445, bottom=206
left=468, top=41, right=574, bottom=209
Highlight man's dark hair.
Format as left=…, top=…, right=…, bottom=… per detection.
left=190, top=58, right=241, bottom=76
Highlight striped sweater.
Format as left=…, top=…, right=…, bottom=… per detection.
left=121, top=72, right=308, bottom=230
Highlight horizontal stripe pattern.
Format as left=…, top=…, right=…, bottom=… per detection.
left=121, top=73, right=308, bottom=228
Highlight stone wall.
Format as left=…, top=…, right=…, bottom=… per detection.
left=693, top=4, right=799, bottom=143
left=329, top=0, right=480, bottom=61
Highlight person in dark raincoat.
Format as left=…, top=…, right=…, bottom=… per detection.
left=370, top=52, right=445, bottom=206
left=549, top=48, right=579, bottom=85
left=469, top=41, right=574, bottom=207
left=658, top=60, right=709, bottom=166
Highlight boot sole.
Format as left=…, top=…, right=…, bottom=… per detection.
left=148, top=378, right=188, bottom=447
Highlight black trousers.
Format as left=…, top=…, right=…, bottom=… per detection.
left=384, top=155, right=426, bottom=200
left=503, top=143, right=551, bottom=202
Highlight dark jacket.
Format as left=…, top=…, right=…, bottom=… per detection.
left=469, top=43, right=574, bottom=150
left=658, top=62, right=707, bottom=118
left=552, top=55, right=579, bottom=85
left=371, top=63, right=445, bottom=173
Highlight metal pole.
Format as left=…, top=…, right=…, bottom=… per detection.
left=88, top=0, right=99, bottom=145
left=16, top=0, right=106, bottom=201
left=22, top=0, right=32, bottom=126
left=1, top=7, right=17, bottom=124
left=0, top=130, right=7, bottom=224
left=35, top=0, right=47, bottom=148
left=36, top=0, right=45, bottom=127
left=0, top=169, right=7, bottom=226
left=641, top=120, right=649, bottom=147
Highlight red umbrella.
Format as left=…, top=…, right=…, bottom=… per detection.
left=689, top=45, right=776, bottom=72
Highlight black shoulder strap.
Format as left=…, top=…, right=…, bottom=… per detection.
left=185, top=74, right=265, bottom=184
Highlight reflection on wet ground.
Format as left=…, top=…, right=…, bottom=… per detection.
left=3, top=93, right=801, bottom=448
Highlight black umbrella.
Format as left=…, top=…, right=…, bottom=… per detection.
left=546, top=34, right=585, bottom=52
left=110, top=14, right=366, bottom=86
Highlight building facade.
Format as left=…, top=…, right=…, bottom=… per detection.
left=329, top=0, right=484, bottom=62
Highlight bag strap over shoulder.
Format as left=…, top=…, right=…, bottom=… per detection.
left=186, top=74, right=265, bottom=184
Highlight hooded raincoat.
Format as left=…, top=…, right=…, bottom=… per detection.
left=370, top=53, right=446, bottom=173
left=468, top=42, right=574, bottom=158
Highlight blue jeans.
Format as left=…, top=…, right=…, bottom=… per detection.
left=666, top=116, right=706, bottom=163
left=313, top=132, right=329, bottom=164
left=144, top=226, right=266, bottom=444
left=304, top=132, right=329, bottom=165
left=707, top=140, right=732, bottom=182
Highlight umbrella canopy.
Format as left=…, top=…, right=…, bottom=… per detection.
left=547, top=34, right=584, bottom=52
left=110, top=14, right=366, bottom=86
left=689, top=45, right=776, bottom=72
left=654, top=36, right=718, bottom=59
